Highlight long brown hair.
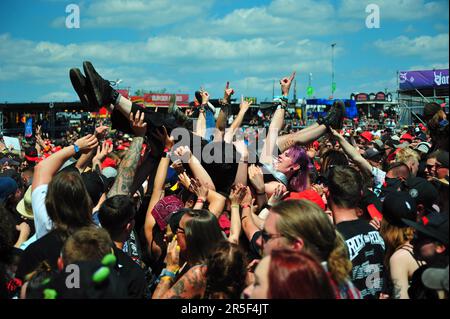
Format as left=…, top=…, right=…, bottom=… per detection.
left=271, top=199, right=352, bottom=285
left=45, top=171, right=93, bottom=239
left=380, top=219, right=415, bottom=267
left=183, top=209, right=226, bottom=264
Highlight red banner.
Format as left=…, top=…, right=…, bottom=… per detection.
left=143, top=94, right=189, bottom=107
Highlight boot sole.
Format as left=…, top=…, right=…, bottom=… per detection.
left=83, top=61, right=102, bottom=111
left=69, top=68, right=91, bottom=110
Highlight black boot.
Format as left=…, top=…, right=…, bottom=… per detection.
left=317, top=100, right=345, bottom=130
left=83, top=61, right=119, bottom=111
left=70, top=68, right=94, bottom=111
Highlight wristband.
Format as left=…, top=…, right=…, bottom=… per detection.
left=241, top=204, right=251, bottom=209
left=231, top=204, right=240, bottom=209
left=159, top=268, right=177, bottom=280
left=196, top=198, right=205, bottom=203
left=73, top=144, right=80, bottom=153
left=256, top=191, right=266, bottom=196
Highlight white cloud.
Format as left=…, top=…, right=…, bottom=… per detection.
left=50, top=0, right=214, bottom=29
left=373, top=33, right=449, bottom=60
left=339, top=0, right=448, bottom=21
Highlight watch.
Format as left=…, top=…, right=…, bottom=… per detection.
left=73, top=144, right=80, bottom=153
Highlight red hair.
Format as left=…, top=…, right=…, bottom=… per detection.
left=268, top=249, right=336, bottom=299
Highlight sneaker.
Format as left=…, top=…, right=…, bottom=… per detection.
left=83, top=61, right=115, bottom=111
left=69, top=68, right=93, bottom=110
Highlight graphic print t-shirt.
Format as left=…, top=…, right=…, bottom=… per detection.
left=337, top=219, right=386, bottom=299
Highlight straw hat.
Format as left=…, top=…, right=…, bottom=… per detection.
left=16, top=186, right=33, bottom=219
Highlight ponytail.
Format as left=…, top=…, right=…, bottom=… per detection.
left=327, top=232, right=352, bottom=286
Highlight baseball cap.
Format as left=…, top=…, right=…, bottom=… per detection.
left=361, top=188, right=383, bottom=220
left=363, top=148, right=383, bottom=161
left=402, top=211, right=449, bottom=245
left=81, top=172, right=107, bottom=205
left=401, top=133, right=413, bottom=142
left=283, top=189, right=325, bottom=210
left=415, top=142, right=432, bottom=154
left=382, top=192, right=417, bottom=227
left=403, top=177, right=439, bottom=209
left=0, top=177, right=18, bottom=203
left=361, top=131, right=373, bottom=142
left=101, top=157, right=117, bottom=169
left=436, top=150, right=449, bottom=168
left=16, top=185, right=33, bottom=219
left=421, top=265, right=449, bottom=292
left=391, top=135, right=400, bottom=142
left=372, top=139, right=384, bottom=151
left=152, top=195, right=185, bottom=231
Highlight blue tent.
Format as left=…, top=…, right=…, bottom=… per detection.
left=306, top=99, right=357, bottom=119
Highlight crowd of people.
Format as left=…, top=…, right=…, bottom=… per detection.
left=1, top=62, right=448, bottom=299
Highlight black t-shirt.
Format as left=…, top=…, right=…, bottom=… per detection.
left=113, top=247, right=146, bottom=299
left=336, top=219, right=386, bottom=299
left=16, top=230, right=64, bottom=280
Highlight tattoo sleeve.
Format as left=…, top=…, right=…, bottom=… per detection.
left=107, top=136, right=144, bottom=198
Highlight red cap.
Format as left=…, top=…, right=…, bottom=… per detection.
left=101, top=157, right=117, bottom=169
left=284, top=189, right=326, bottom=211
left=361, top=131, right=373, bottom=142
left=400, top=133, right=413, bottom=142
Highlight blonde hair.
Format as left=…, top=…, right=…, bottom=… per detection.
left=379, top=219, right=415, bottom=267
left=396, top=147, right=420, bottom=165
left=271, top=199, right=352, bottom=285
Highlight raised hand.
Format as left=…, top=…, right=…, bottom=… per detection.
left=165, top=235, right=180, bottom=271
left=241, top=186, right=253, bottom=207
left=200, top=89, right=210, bottom=105
left=268, top=183, right=288, bottom=206
left=248, top=165, right=265, bottom=193
left=171, top=159, right=185, bottom=175
left=280, top=71, right=296, bottom=96
left=239, top=95, right=252, bottom=112
left=94, top=140, right=114, bottom=163
left=189, top=178, right=209, bottom=200
left=74, top=134, right=99, bottom=154
left=153, top=126, right=174, bottom=150
left=174, top=145, right=192, bottom=163
left=229, top=184, right=245, bottom=206
left=94, top=122, right=109, bottom=140
left=224, top=81, right=235, bottom=102
left=178, top=171, right=191, bottom=190
left=129, top=110, right=147, bottom=137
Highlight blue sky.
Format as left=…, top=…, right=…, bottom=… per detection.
left=0, top=0, right=448, bottom=103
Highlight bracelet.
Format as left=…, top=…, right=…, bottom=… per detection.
left=231, top=204, right=240, bottom=209
left=196, top=198, right=205, bottom=204
left=160, top=276, right=174, bottom=282
left=159, top=268, right=178, bottom=279
left=256, top=191, right=266, bottom=196
left=241, top=204, right=251, bottom=209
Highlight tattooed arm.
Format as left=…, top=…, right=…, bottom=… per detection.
left=152, top=265, right=207, bottom=299
left=107, top=111, right=147, bottom=198
left=389, top=249, right=413, bottom=299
